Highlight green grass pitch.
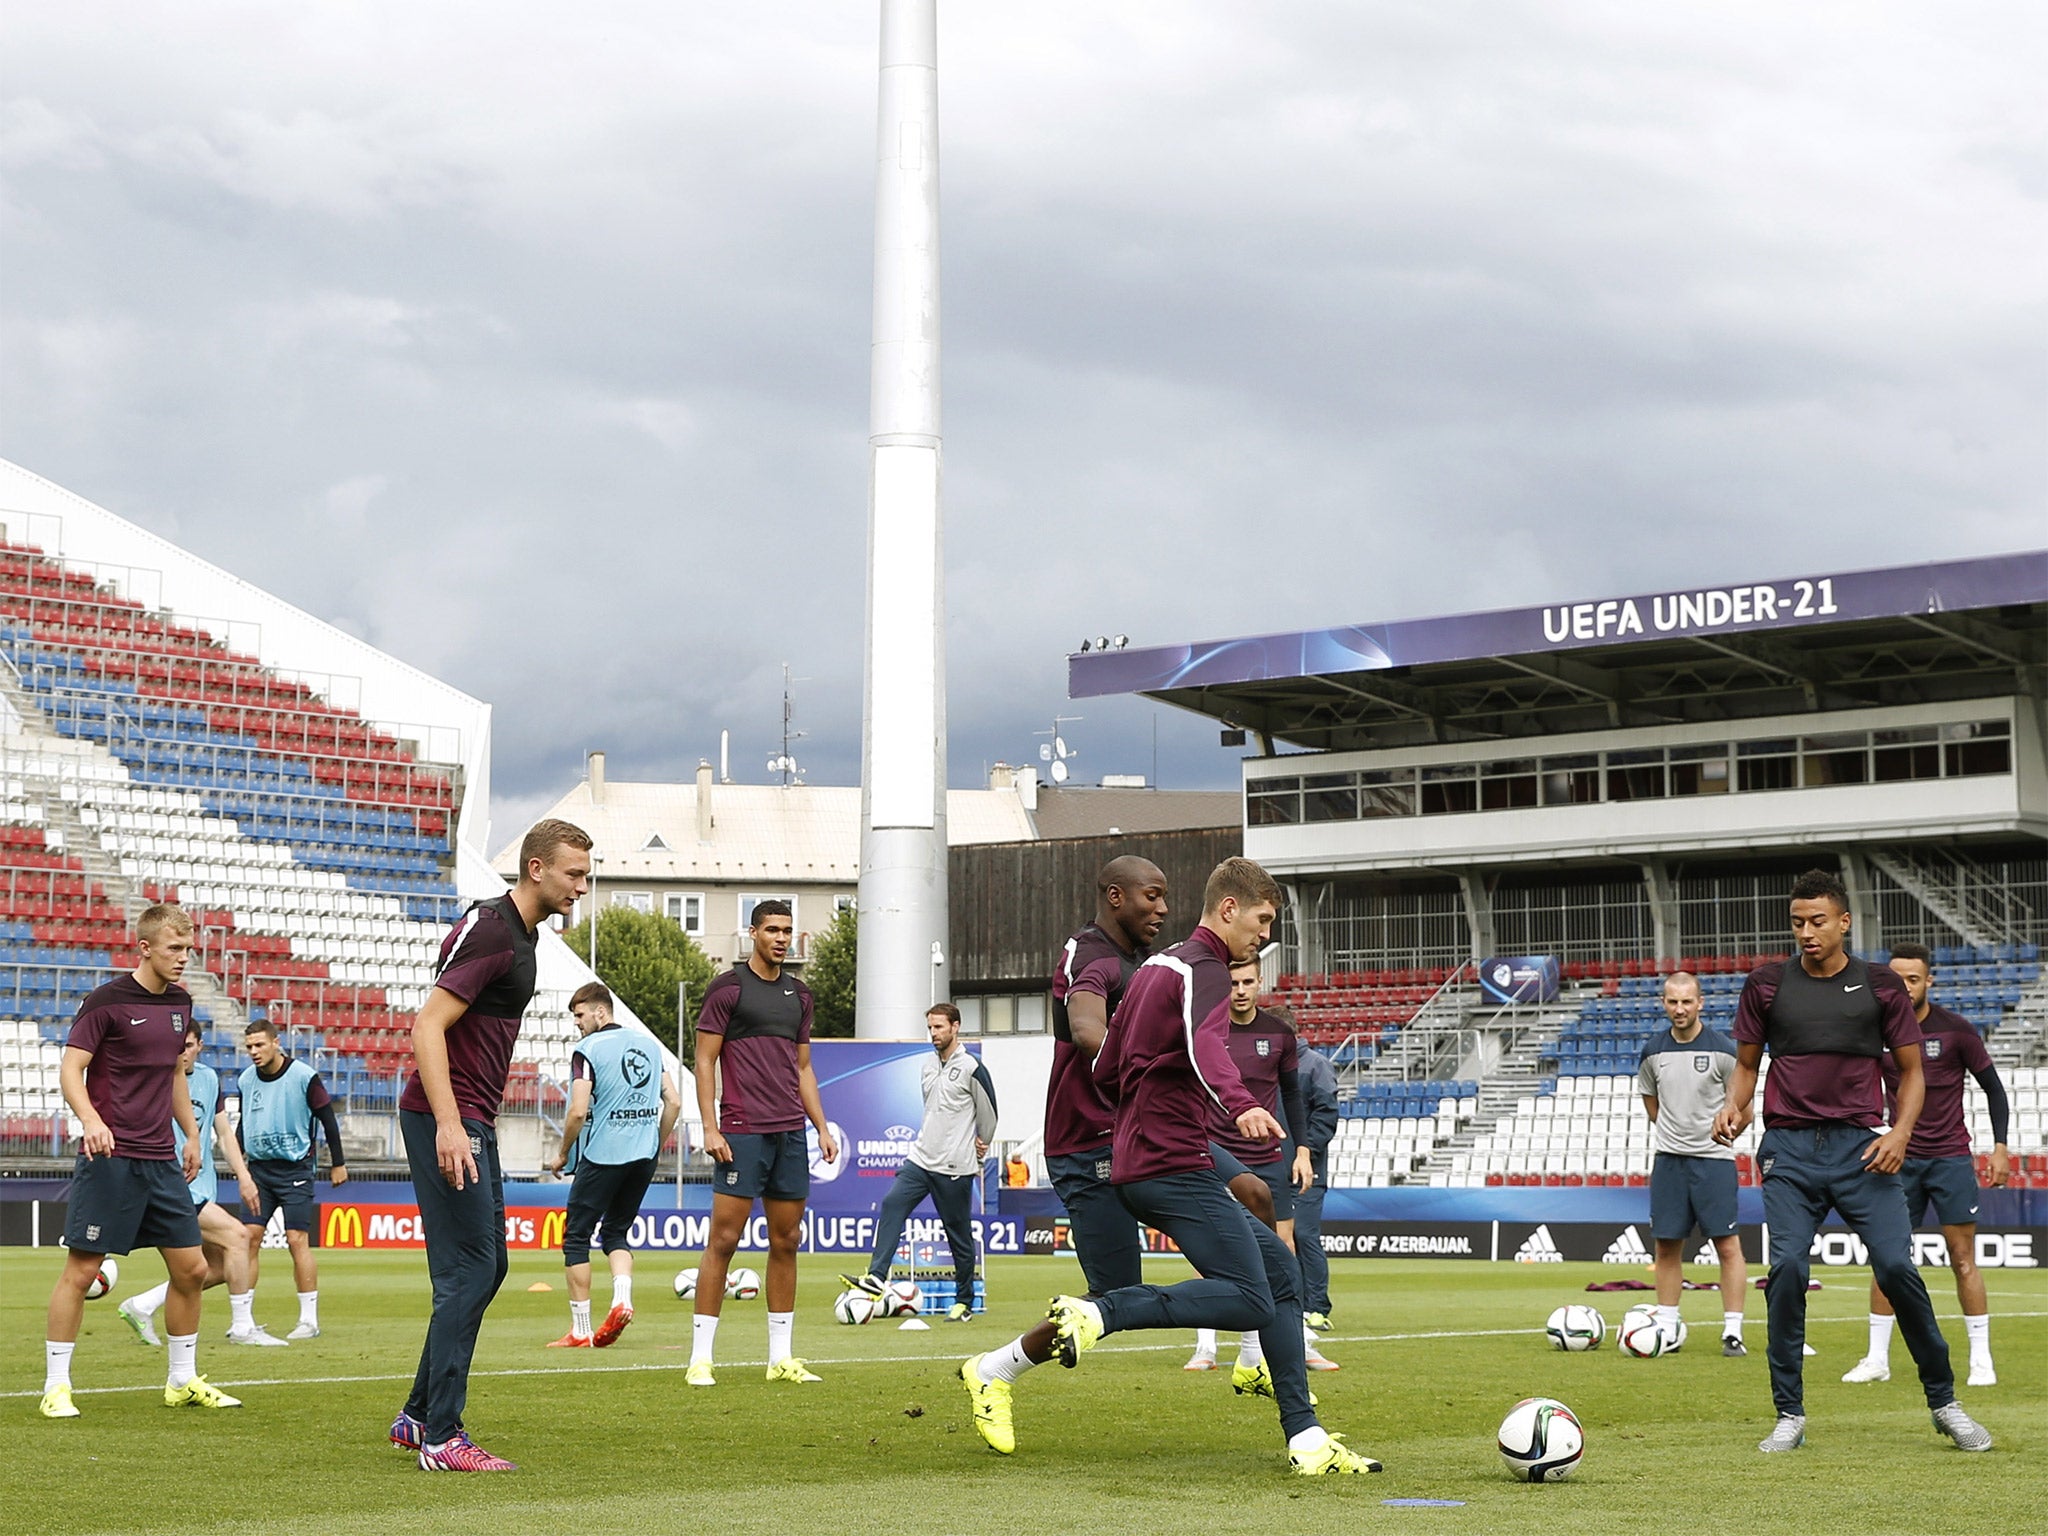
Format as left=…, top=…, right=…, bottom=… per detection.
left=2, top=1250, right=2037, bottom=1535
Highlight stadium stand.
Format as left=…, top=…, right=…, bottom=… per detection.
left=0, top=524, right=601, bottom=1162
left=1081, top=555, right=2048, bottom=1190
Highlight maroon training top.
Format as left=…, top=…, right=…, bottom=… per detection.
left=1094, top=924, right=1259, bottom=1184
left=1883, top=1004, right=1995, bottom=1160
left=1734, top=956, right=1922, bottom=1129
left=400, top=894, right=539, bottom=1127
left=1209, top=1010, right=1299, bottom=1166
left=697, top=963, right=812, bottom=1134
left=1044, top=922, right=1143, bottom=1158
left=66, top=974, right=193, bottom=1160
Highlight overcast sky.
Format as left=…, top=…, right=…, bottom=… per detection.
left=4, top=2, right=2042, bottom=836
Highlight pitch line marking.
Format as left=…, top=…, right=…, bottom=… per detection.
left=7, top=1312, right=2043, bottom=1401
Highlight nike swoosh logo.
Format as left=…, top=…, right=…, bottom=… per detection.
left=129, top=1018, right=148, bottom=1027
left=1843, top=985, right=1864, bottom=993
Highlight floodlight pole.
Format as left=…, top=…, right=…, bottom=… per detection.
left=856, top=0, right=948, bottom=1040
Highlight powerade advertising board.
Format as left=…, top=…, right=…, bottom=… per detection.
left=1477, top=956, right=1561, bottom=1006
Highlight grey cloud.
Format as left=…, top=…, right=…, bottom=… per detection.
left=2, top=1, right=2041, bottom=810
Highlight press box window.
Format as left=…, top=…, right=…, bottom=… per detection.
left=1360, top=768, right=1418, bottom=818
left=1944, top=720, right=2010, bottom=778
left=1737, top=739, right=1797, bottom=793
left=1606, top=749, right=1666, bottom=802
left=1246, top=777, right=1303, bottom=827
left=1669, top=744, right=1730, bottom=796
left=1873, top=726, right=1939, bottom=782
left=1801, top=732, right=1869, bottom=787
left=1420, top=763, right=1477, bottom=815
left=1541, top=755, right=1600, bottom=806
left=1302, top=773, right=1360, bottom=823
left=1476, top=760, right=1536, bottom=811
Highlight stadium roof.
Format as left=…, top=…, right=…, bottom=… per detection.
left=1069, top=552, right=2048, bottom=752
left=1029, top=785, right=1238, bottom=839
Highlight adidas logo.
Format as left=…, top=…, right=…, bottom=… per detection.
left=1603, top=1225, right=1652, bottom=1264
left=1514, top=1224, right=1563, bottom=1263
left=1693, top=1241, right=1718, bottom=1266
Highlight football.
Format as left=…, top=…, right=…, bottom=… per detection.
left=881, top=1279, right=923, bottom=1318
left=1544, top=1304, right=1604, bottom=1351
left=833, top=1287, right=880, bottom=1325
left=1619, top=1314, right=1667, bottom=1358
left=726, top=1267, right=762, bottom=1301
left=84, top=1256, right=118, bottom=1301
left=673, top=1267, right=700, bottom=1300
left=1498, top=1395, right=1585, bottom=1482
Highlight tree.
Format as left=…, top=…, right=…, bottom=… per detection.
left=804, top=904, right=857, bottom=1037
left=562, top=906, right=716, bottom=1063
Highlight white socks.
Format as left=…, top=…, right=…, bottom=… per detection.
left=1655, top=1304, right=1681, bottom=1340
left=767, top=1310, right=794, bottom=1364
left=1287, top=1426, right=1330, bottom=1456
left=1867, top=1311, right=1896, bottom=1361
left=1723, top=1311, right=1744, bottom=1341
left=613, top=1274, right=633, bottom=1310
left=1964, top=1313, right=1992, bottom=1364
left=569, top=1300, right=592, bottom=1338
left=167, top=1332, right=197, bottom=1388
left=229, top=1291, right=255, bottom=1333
left=44, top=1341, right=74, bottom=1393
left=690, top=1314, right=719, bottom=1366
left=132, top=1281, right=170, bottom=1317
left=1237, top=1331, right=1265, bottom=1367
left=977, top=1339, right=1039, bottom=1384
left=297, top=1290, right=318, bottom=1328
left=1194, top=1328, right=1217, bottom=1355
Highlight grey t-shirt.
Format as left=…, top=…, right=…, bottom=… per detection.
left=1637, top=1025, right=1737, bottom=1160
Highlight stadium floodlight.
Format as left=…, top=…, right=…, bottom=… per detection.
left=1094, top=635, right=1110, bottom=652
left=1112, top=634, right=1128, bottom=649
left=857, top=0, right=949, bottom=1040
left=1078, top=638, right=1092, bottom=651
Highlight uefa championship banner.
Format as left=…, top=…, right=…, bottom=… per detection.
left=1477, top=956, right=1561, bottom=1007
left=796, top=1039, right=993, bottom=1273
left=801, top=1038, right=953, bottom=1213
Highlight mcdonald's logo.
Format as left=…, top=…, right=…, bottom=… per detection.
left=538, top=1208, right=568, bottom=1250
left=324, top=1205, right=365, bottom=1249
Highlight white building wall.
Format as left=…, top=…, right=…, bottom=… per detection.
left=1246, top=698, right=2036, bottom=875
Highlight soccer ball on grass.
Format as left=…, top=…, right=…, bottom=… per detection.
left=880, top=1279, right=923, bottom=1318
left=673, top=1267, right=700, bottom=1300
left=833, top=1288, right=881, bottom=1326
left=726, top=1267, right=761, bottom=1301
left=1498, top=1395, right=1585, bottom=1482
left=1544, top=1304, right=1604, bottom=1351
left=1619, top=1313, right=1667, bottom=1358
